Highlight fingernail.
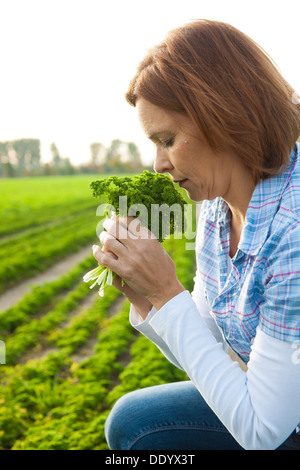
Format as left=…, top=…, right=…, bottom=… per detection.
left=92, top=244, right=98, bottom=252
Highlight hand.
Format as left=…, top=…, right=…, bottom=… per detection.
left=93, top=214, right=185, bottom=311
left=111, top=274, right=153, bottom=320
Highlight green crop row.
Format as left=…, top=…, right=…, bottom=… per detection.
left=0, top=209, right=94, bottom=261
left=0, top=211, right=99, bottom=294
left=0, top=199, right=97, bottom=245
left=0, top=175, right=102, bottom=237
left=10, top=236, right=194, bottom=449
left=0, top=255, right=95, bottom=333
left=6, top=296, right=188, bottom=450
left=4, top=281, right=94, bottom=365
left=106, top=335, right=188, bottom=411
left=0, top=232, right=194, bottom=340
left=0, top=223, right=196, bottom=449
left=163, top=236, right=195, bottom=292
left=1, top=294, right=134, bottom=450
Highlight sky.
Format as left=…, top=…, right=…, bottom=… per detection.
left=0, top=0, right=299, bottom=166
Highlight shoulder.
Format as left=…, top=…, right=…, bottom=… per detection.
left=265, top=145, right=300, bottom=248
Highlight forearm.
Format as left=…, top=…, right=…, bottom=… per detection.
left=129, top=303, right=185, bottom=370
left=129, top=287, right=228, bottom=372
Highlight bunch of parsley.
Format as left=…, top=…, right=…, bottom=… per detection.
left=83, top=170, right=186, bottom=296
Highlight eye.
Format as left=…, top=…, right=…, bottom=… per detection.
left=161, top=137, right=174, bottom=148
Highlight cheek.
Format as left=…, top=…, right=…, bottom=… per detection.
left=173, top=137, right=205, bottom=175
left=180, top=141, right=203, bottom=172
left=174, top=139, right=192, bottom=161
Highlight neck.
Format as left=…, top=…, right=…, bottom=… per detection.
left=223, top=162, right=256, bottom=226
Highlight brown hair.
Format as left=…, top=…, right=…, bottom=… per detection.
left=125, top=19, right=300, bottom=182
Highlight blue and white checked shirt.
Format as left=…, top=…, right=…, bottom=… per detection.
left=196, top=143, right=300, bottom=363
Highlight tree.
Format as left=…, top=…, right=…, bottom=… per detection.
left=127, top=142, right=142, bottom=170
left=49, top=143, right=75, bottom=175
left=12, top=139, right=41, bottom=175
left=90, top=139, right=144, bottom=173
left=90, top=143, right=106, bottom=166
left=105, top=139, right=122, bottom=171
left=0, top=139, right=41, bottom=176
left=50, top=142, right=62, bottom=169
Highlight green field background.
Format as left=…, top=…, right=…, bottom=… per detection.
left=0, top=175, right=195, bottom=450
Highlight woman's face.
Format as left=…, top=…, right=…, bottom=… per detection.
left=136, top=98, right=239, bottom=202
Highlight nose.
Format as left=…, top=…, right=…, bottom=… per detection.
left=153, top=147, right=173, bottom=174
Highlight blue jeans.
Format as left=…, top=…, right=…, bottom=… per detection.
left=105, top=381, right=300, bottom=450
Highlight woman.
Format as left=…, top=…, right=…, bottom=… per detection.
left=93, top=20, right=300, bottom=450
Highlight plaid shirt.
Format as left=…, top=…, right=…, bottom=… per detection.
left=196, top=143, right=300, bottom=363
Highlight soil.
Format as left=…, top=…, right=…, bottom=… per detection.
left=0, top=245, right=93, bottom=312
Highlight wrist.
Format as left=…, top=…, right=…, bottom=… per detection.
left=132, top=299, right=153, bottom=321
left=148, top=282, right=185, bottom=311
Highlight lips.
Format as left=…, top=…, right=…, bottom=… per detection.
left=173, top=178, right=187, bottom=184
left=174, top=178, right=188, bottom=187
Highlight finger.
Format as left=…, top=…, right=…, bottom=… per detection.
left=101, top=242, right=118, bottom=260
left=103, top=217, right=129, bottom=241
left=128, top=217, right=156, bottom=240
left=103, top=215, right=142, bottom=242
left=118, top=216, right=157, bottom=240
left=92, top=244, right=119, bottom=272
left=99, top=230, right=127, bottom=256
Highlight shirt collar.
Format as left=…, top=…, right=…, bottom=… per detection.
left=238, top=143, right=299, bottom=256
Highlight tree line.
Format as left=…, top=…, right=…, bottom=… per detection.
left=0, top=138, right=149, bottom=177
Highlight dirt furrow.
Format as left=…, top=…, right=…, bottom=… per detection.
left=0, top=244, right=94, bottom=312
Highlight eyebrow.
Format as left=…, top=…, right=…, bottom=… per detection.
left=148, top=131, right=173, bottom=142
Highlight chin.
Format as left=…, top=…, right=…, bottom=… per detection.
left=185, top=188, right=204, bottom=202
left=183, top=188, right=194, bottom=200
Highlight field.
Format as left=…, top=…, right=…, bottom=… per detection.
left=0, top=174, right=195, bottom=450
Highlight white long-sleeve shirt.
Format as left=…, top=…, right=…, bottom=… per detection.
left=130, top=285, right=300, bottom=450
